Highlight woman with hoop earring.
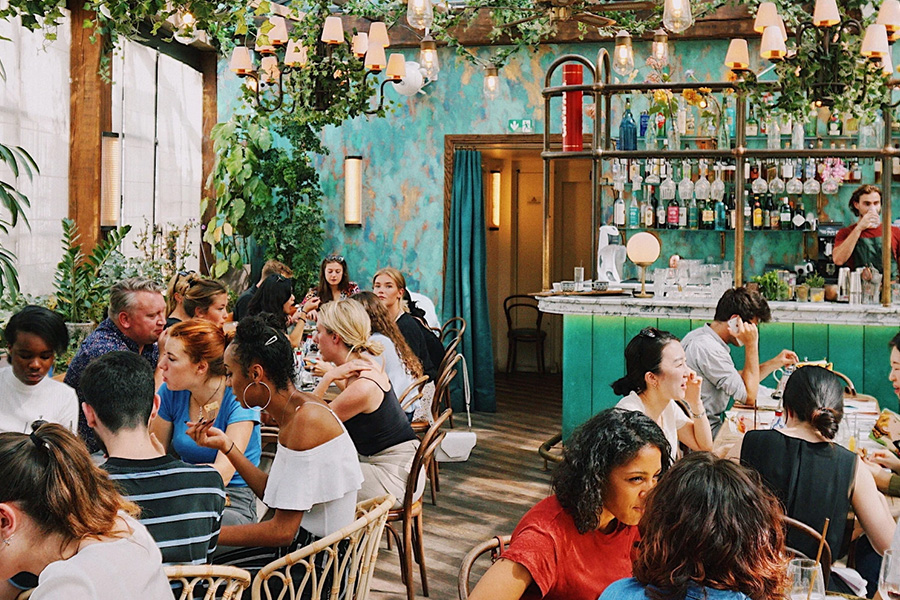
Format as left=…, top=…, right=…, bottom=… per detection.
left=187, top=315, right=363, bottom=575
left=151, top=320, right=262, bottom=527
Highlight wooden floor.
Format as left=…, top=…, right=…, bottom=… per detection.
left=369, top=371, right=562, bottom=600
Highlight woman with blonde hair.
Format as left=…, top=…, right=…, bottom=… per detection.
left=312, top=299, right=420, bottom=507
left=0, top=422, right=170, bottom=599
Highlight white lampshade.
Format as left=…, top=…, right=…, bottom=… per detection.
left=420, top=35, right=439, bottom=80
left=100, top=132, right=121, bottom=228
left=255, top=31, right=275, bottom=54
left=407, top=0, right=433, bottom=30
left=760, top=25, right=787, bottom=60
left=878, top=0, right=900, bottom=35
left=364, top=44, right=387, bottom=71
left=652, top=29, right=668, bottom=65
left=386, top=53, right=406, bottom=80
left=862, top=23, right=890, bottom=58
left=724, top=38, right=750, bottom=70
left=322, top=15, right=344, bottom=44
left=344, top=156, right=363, bottom=227
left=267, top=16, right=288, bottom=45
left=352, top=32, right=368, bottom=58
left=369, top=22, right=390, bottom=47
left=626, top=232, right=661, bottom=265
left=613, top=30, right=634, bottom=76
left=754, top=2, right=780, bottom=33
left=483, top=65, right=500, bottom=101
left=882, top=52, right=894, bottom=75
left=284, top=40, right=308, bottom=67
left=663, top=0, right=693, bottom=34
left=229, top=46, right=254, bottom=75
left=260, top=55, right=280, bottom=82
left=813, top=0, right=840, bottom=27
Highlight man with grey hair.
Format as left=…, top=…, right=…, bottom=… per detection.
left=65, top=277, right=166, bottom=453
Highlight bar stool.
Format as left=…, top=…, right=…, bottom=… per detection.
left=503, top=295, right=546, bottom=373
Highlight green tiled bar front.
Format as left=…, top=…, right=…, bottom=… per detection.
left=560, top=313, right=899, bottom=439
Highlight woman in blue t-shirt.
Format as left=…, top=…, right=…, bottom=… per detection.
left=150, top=320, right=261, bottom=526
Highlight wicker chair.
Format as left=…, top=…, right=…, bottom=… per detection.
left=250, top=495, right=394, bottom=600
left=457, top=535, right=512, bottom=600
left=165, top=564, right=252, bottom=600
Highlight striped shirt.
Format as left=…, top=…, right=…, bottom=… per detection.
left=103, top=455, right=226, bottom=565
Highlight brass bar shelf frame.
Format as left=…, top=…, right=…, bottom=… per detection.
left=541, top=50, right=900, bottom=306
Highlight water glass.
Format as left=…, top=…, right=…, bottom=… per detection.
left=788, top=558, right=825, bottom=600
left=880, top=549, right=900, bottom=600
left=574, top=267, right=585, bottom=286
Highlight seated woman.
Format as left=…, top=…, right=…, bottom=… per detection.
left=729, top=365, right=896, bottom=592
left=352, top=291, right=434, bottom=421
left=469, top=409, right=671, bottom=600
left=164, top=270, right=200, bottom=328
left=0, top=306, right=78, bottom=434
left=865, top=331, right=900, bottom=496
left=247, top=273, right=305, bottom=347
left=600, top=452, right=787, bottom=600
left=188, top=316, right=362, bottom=577
left=181, top=279, right=230, bottom=329
left=312, top=299, right=420, bottom=508
left=613, top=327, right=713, bottom=463
left=373, top=267, right=440, bottom=381
left=301, top=255, right=360, bottom=321
left=0, top=422, right=170, bottom=599
left=150, top=320, right=262, bottom=526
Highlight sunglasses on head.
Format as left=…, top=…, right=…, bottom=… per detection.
left=325, top=255, right=345, bottom=263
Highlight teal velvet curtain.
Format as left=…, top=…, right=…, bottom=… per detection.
left=443, top=149, right=496, bottom=412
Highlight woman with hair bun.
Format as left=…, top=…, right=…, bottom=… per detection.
left=730, top=365, right=895, bottom=583
left=612, top=327, right=712, bottom=463
left=165, top=270, right=200, bottom=328
left=0, top=422, right=170, bottom=599
left=150, top=320, right=261, bottom=526
left=312, top=299, right=419, bottom=508
left=600, top=452, right=788, bottom=600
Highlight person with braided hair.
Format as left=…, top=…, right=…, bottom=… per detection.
left=0, top=422, right=170, bottom=599
left=729, top=365, right=895, bottom=592
left=312, top=298, right=419, bottom=508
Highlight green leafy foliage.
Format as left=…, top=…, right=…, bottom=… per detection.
left=53, top=219, right=131, bottom=323
left=751, top=271, right=790, bottom=302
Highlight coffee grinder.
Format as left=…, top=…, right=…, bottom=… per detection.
left=815, top=222, right=843, bottom=281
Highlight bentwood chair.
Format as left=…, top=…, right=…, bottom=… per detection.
left=783, top=516, right=832, bottom=588
left=385, top=409, right=452, bottom=600
left=457, top=535, right=512, bottom=600
left=165, top=564, right=252, bottom=600
left=411, top=356, right=460, bottom=505
left=399, top=374, right=430, bottom=413
left=251, top=495, right=394, bottom=600
left=503, top=295, right=546, bottom=373
left=440, top=317, right=467, bottom=350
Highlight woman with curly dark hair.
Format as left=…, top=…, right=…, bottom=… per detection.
left=468, top=409, right=671, bottom=600
left=247, top=274, right=304, bottom=347
left=600, top=452, right=788, bottom=600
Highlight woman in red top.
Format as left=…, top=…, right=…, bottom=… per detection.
left=469, top=408, right=671, bottom=600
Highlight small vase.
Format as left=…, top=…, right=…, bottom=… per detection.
left=667, top=125, right=680, bottom=150
left=716, top=117, right=730, bottom=150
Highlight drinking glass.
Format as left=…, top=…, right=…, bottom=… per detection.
left=574, top=267, right=585, bottom=287
left=788, top=558, right=825, bottom=600
left=880, top=549, right=900, bottom=600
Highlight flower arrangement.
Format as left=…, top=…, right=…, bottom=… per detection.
left=645, top=57, right=677, bottom=128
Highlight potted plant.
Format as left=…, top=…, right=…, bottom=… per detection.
left=795, top=282, right=810, bottom=302
left=806, top=273, right=825, bottom=302
left=751, top=271, right=790, bottom=302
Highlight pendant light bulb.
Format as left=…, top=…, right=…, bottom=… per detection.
left=483, top=65, right=500, bottom=101
left=406, top=0, right=434, bottom=30
left=612, top=30, right=635, bottom=76
left=663, top=0, right=694, bottom=33
left=651, top=29, right=669, bottom=66
left=420, top=34, right=440, bottom=80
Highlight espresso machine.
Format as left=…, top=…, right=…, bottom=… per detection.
left=814, top=222, right=843, bottom=281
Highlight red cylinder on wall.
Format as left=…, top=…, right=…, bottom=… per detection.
left=561, top=64, right=583, bottom=152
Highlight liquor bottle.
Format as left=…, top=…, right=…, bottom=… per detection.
left=750, top=161, right=760, bottom=181
left=746, top=107, right=759, bottom=137
left=688, top=196, right=699, bottom=229
left=727, top=192, right=737, bottom=230
left=639, top=110, right=650, bottom=137
left=667, top=195, right=680, bottom=229
left=644, top=188, right=655, bottom=228
left=767, top=194, right=779, bottom=230
left=715, top=197, right=727, bottom=231
left=678, top=199, right=688, bottom=229
left=752, top=195, right=763, bottom=230
left=619, top=97, right=638, bottom=151
left=655, top=188, right=666, bottom=229
left=850, top=150, right=861, bottom=183
left=828, top=111, right=842, bottom=136
left=744, top=187, right=753, bottom=231
left=614, top=190, right=626, bottom=228
left=759, top=114, right=767, bottom=135
left=628, top=194, right=640, bottom=229
left=656, top=112, right=667, bottom=138
left=779, top=197, right=792, bottom=230
left=792, top=199, right=807, bottom=231
left=875, top=157, right=883, bottom=183
left=701, top=198, right=715, bottom=230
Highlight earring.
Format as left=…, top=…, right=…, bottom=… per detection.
left=2, top=533, right=14, bottom=546
left=242, top=381, right=273, bottom=412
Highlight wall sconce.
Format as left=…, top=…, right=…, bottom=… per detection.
left=100, top=132, right=121, bottom=229
left=344, top=156, right=363, bottom=227
left=489, top=170, right=501, bottom=230
left=483, top=65, right=500, bottom=101
left=613, top=30, right=634, bottom=76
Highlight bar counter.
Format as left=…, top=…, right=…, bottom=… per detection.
left=537, top=294, right=900, bottom=437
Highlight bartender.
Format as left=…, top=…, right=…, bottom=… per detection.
left=833, top=184, right=900, bottom=278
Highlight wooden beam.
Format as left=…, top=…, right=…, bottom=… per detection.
left=200, top=52, right=218, bottom=276
left=68, top=1, right=111, bottom=253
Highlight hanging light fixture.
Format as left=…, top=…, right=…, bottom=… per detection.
left=364, top=44, right=387, bottom=71
left=352, top=32, right=369, bottom=58
left=812, top=0, right=840, bottom=27
left=612, top=30, right=634, bottom=76
left=878, top=0, right=900, bottom=41
left=861, top=24, right=890, bottom=59
left=759, top=25, right=787, bottom=60
left=321, top=16, right=344, bottom=44
left=267, top=16, right=289, bottom=45
left=723, top=38, right=750, bottom=72
left=419, top=33, right=439, bottom=80
left=344, top=156, right=363, bottom=227
left=483, top=65, right=500, bottom=101
left=386, top=54, right=407, bottom=80
left=229, top=46, right=254, bottom=75
left=369, top=22, right=390, bottom=48
left=651, top=29, right=668, bottom=65
left=407, top=0, right=434, bottom=31
left=662, top=0, right=693, bottom=34
left=284, top=40, right=308, bottom=67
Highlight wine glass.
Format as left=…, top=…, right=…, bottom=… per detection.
left=788, top=558, right=825, bottom=600
left=880, top=549, right=900, bottom=600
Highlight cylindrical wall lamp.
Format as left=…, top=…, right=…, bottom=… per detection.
left=489, top=170, right=501, bottom=230
left=344, top=156, right=363, bottom=227
left=100, top=132, right=121, bottom=229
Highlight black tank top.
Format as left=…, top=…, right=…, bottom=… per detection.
left=343, top=377, right=417, bottom=456
left=741, top=429, right=857, bottom=558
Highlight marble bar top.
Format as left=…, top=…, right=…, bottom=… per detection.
left=536, top=294, right=900, bottom=326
